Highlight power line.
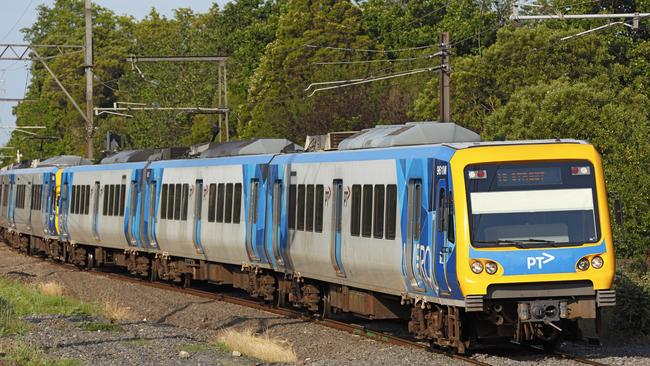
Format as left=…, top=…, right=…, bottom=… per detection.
left=307, top=66, right=442, bottom=97
left=0, top=0, right=35, bottom=43
left=304, top=43, right=435, bottom=54
left=311, top=52, right=441, bottom=66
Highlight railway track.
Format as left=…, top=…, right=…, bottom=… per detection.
left=7, top=245, right=609, bottom=366
left=93, top=269, right=492, bottom=366
left=527, top=345, right=610, bottom=366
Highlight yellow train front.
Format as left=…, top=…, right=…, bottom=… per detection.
left=451, top=140, right=615, bottom=348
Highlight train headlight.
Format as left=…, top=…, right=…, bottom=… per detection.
left=485, top=261, right=498, bottom=275
left=591, top=256, right=604, bottom=269
left=470, top=261, right=484, bottom=274
left=577, top=257, right=590, bottom=271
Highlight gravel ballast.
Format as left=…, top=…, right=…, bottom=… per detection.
left=0, top=245, right=648, bottom=365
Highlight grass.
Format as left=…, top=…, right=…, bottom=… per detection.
left=0, top=277, right=97, bottom=319
left=216, top=328, right=297, bottom=364
left=179, top=343, right=214, bottom=353
left=78, top=321, right=123, bottom=332
left=37, top=281, right=64, bottom=297
left=0, top=277, right=98, bottom=337
left=1, top=340, right=80, bottom=366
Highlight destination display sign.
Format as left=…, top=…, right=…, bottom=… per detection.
left=496, top=167, right=562, bottom=187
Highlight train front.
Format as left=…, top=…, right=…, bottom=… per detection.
left=451, top=141, right=616, bottom=347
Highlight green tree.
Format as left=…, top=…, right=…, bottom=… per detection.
left=7, top=0, right=132, bottom=163
left=241, top=0, right=390, bottom=142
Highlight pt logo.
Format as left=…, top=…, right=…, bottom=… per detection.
left=527, top=253, right=555, bottom=269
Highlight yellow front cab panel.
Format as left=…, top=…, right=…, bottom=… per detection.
left=450, top=142, right=615, bottom=296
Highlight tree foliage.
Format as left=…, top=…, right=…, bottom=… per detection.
left=5, top=0, right=650, bottom=257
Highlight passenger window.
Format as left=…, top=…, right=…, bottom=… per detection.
left=174, top=183, right=182, bottom=220
left=413, top=182, right=422, bottom=241
left=437, top=188, right=445, bottom=233
left=71, top=185, right=77, bottom=213
left=225, top=183, right=233, bottom=223
left=113, top=184, right=120, bottom=216
left=385, top=185, right=397, bottom=240
left=83, top=185, right=88, bottom=214
left=208, top=183, right=216, bottom=222
left=161, top=184, right=168, bottom=220
left=78, top=185, right=83, bottom=214
left=80, top=186, right=85, bottom=215
left=233, top=183, right=242, bottom=223
left=447, top=192, right=455, bottom=243
left=315, top=184, right=324, bottom=233
left=181, top=184, right=189, bottom=221
left=306, top=184, right=314, bottom=232
left=108, top=185, right=115, bottom=216
left=216, top=183, right=225, bottom=223
left=119, top=184, right=126, bottom=216
left=362, top=185, right=373, bottom=237
left=167, top=184, right=175, bottom=219
left=297, top=185, right=306, bottom=230
left=373, top=185, right=385, bottom=239
left=288, top=184, right=296, bottom=230
left=351, top=185, right=361, bottom=236
left=249, top=180, right=259, bottom=223
left=103, top=184, right=109, bottom=216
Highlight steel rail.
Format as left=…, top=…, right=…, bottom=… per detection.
left=3, top=244, right=492, bottom=366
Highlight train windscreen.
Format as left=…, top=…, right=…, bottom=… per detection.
left=464, top=161, right=600, bottom=248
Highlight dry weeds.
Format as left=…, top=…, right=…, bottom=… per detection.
left=217, top=328, right=298, bottom=363
left=102, top=300, right=133, bottom=322
left=37, top=281, right=64, bottom=297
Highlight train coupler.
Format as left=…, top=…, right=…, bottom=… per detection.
left=517, top=300, right=568, bottom=323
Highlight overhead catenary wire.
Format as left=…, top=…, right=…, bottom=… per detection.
left=304, top=2, right=449, bottom=55
left=307, top=66, right=442, bottom=97
left=0, top=0, right=35, bottom=43
left=311, top=52, right=442, bottom=66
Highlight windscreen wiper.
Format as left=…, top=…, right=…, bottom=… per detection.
left=473, top=239, right=558, bottom=248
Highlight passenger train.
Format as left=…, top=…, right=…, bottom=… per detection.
left=0, top=122, right=615, bottom=352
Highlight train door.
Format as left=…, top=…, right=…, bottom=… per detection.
left=192, top=179, right=205, bottom=254
left=145, top=169, right=159, bottom=249
left=58, top=175, right=70, bottom=240
left=126, top=172, right=140, bottom=248
left=136, top=168, right=153, bottom=250
left=434, top=162, right=453, bottom=295
left=91, top=181, right=101, bottom=241
left=8, top=175, right=16, bottom=228
left=405, top=179, right=426, bottom=292
left=270, top=179, right=285, bottom=270
left=45, top=174, right=57, bottom=236
left=330, top=179, right=346, bottom=277
left=245, top=166, right=270, bottom=264
left=26, top=177, right=34, bottom=232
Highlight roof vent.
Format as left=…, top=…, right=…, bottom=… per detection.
left=305, top=131, right=358, bottom=151
left=99, top=148, right=189, bottom=164
left=199, top=138, right=302, bottom=158
left=38, top=155, right=93, bottom=167
left=337, top=122, right=481, bottom=150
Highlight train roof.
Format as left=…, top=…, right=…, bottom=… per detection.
left=337, top=122, right=481, bottom=150
left=444, top=139, right=589, bottom=149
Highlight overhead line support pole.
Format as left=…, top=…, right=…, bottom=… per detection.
left=439, top=32, right=451, bottom=123
left=29, top=47, right=89, bottom=125
left=84, top=0, right=94, bottom=159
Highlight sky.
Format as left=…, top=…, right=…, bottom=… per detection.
left=0, top=0, right=229, bottom=147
